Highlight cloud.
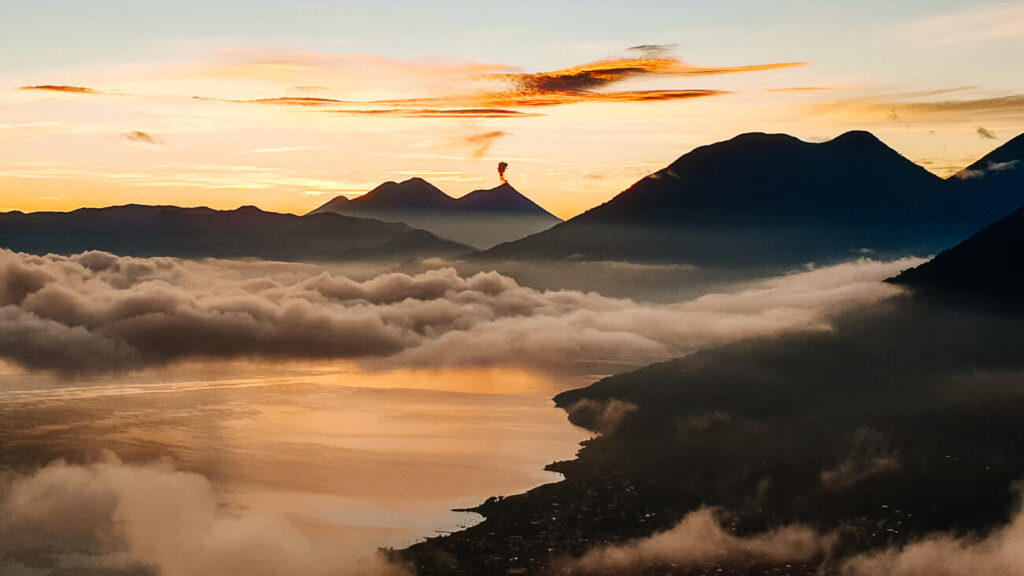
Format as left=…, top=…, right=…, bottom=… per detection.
left=564, top=493, right=1024, bottom=576
left=0, top=249, right=916, bottom=376
left=485, top=57, right=803, bottom=106
left=954, top=159, right=1020, bottom=180
left=0, top=455, right=410, bottom=576
left=626, top=44, right=678, bottom=57
left=121, top=131, right=165, bottom=145
left=547, top=280, right=1024, bottom=574
left=564, top=398, right=638, bottom=434
left=819, top=93, right=1024, bottom=124
left=976, top=126, right=998, bottom=139
left=21, top=51, right=805, bottom=119
left=764, top=86, right=837, bottom=93
left=334, top=107, right=536, bottom=118
left=464, top=130, right=508, bottom=158
left=562, top=507, right=830, bottom=574
left=819, top=427, right=901, bottom=491
left=250, top=96, right=344, bottom=106
left=908, top=3, right=1024, bottom=45
left=840, top=500, right=1024, bottom=576
left=18, top=85, right=97, bottom=94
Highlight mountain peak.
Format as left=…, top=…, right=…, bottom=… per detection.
left=457, top=182, right=558, bottom=217
left=828, top=130, right=884, bottom=147
left=355, top=177, right=454, bottom=210
left=727, top=132, right=804, bottom=146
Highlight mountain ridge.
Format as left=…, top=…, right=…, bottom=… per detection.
left=479, top=130, right=1024, bottom=268
left=309, top=177, right=561, bottom=248
left=0, top=204, right=472, bottom=262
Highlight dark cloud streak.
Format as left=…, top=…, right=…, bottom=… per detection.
left=121, top=130, right=164, bottom=145
left=464, top=131, right=508, bottom=158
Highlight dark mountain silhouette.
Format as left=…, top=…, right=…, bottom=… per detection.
left=406, top=218, right=1024, bottom=574
left=889, top=204, right=1024, bottom=298
left=0, top=204, right=471, bottom=262
left=948, top=132, right=1024, bottom=219
left=308, top=177, right=561, bottom=249
left=481, top=131, right=1024, bottom=268
left=342, top=178, right=456, bottom=211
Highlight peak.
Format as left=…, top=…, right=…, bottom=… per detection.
left=351, top=177, right=455, bottom=209
left=828, top=130, right=884, bottom=147
left=456, top=183, right=557, bottom=218
left=727, top=132, right=803, bottom=146
left=398, top=177, right=431, bottom=186
left=483, top=182, right=519, bottom=194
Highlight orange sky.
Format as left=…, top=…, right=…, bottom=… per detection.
left=2, top=3, right=1024, bottom=219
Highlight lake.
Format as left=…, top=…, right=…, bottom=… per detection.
left=0, top=360, right=591, bottom=573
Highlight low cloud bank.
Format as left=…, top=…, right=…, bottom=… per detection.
left=840, top=501, right=1024, bottom=576
left=0, top=456, right=409, bottom=576
left=0, top=249, right=918, bottom=375
left=562, top=507, right=830, bottom=574
left=563, top=501, right=1024, bottom=576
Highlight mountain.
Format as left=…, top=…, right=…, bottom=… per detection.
left=308, top=178, right=561, bottom=249
left=0, top=204, right=471, bottom=262
left=480, top=131, right=1024, bottom=268
left=949, top=132, right=1024, bottom=219
left=888, top=204, right=1024, bottom=298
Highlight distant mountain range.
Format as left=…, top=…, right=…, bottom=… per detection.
left=0, top=204, right=471, bottom=262
left=308, top=178, right=562, bottom=249
left=480, top=131, right=1024, bottom=269
left=4, top=131, right=1021, bottom=268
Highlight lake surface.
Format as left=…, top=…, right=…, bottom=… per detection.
left=0, top=360, right=591, bottom=570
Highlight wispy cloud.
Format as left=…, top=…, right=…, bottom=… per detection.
left=909, top=2, right=1024, bottom=44
left=464, top=130, right=509, bottom=158
left=19, top=51, right=807, bottom=119
left=121, top=130, right=164, bottom=145
left=764, top=86, right=837, bottom=93
left=19, top=85, right=97, bottom=94
left=485, top=57, right=804, bottom=106
left=626, top=44, right=679, bottom=58
left=976, top=126, right=998, bottom=139
left=814, top=92, right=1024, bottom=124
left=332, top=107, right=537, bottom=118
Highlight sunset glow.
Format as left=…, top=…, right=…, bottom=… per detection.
left=2, top=1, right=1023, bottom=218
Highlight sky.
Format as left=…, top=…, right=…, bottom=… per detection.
left=1, top=0, right=1023, bottom=218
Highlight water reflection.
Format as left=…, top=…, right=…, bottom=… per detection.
left=0, top=361, right=590, bottom=563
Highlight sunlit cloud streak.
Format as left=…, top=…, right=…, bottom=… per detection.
left=18, top=52, right=804, bottom=117
left=18, top=84, right=98, bottom=94
left=816, top=92, right=1024, bottom=123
